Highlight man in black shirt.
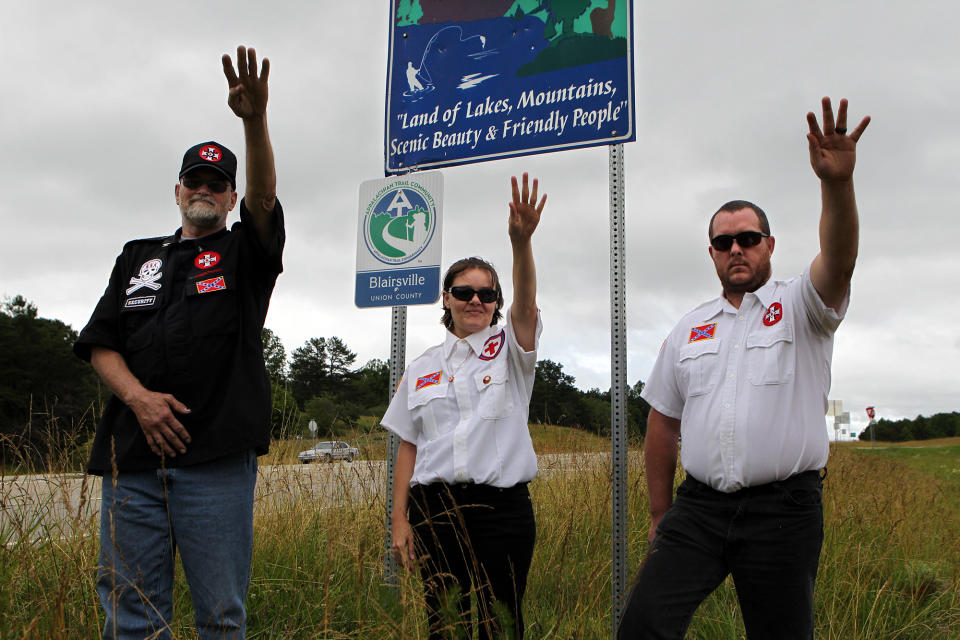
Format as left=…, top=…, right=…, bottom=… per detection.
left=75, top=45, right=282, bottom=640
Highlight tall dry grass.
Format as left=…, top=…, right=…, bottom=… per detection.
left=1, top=436, right=958, bottom=638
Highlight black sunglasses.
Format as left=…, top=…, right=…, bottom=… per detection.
left=181, top=176, right=231, bottom=194
left=447, top=286, right=498, bottom=303
left=710, top=231, right=769, bottom=252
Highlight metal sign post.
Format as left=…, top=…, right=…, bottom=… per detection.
left=608, top=143, right=628, bottom=635
left=355, top=173, right=442, bottom=587
left=383, top=305, right=407, bottom=586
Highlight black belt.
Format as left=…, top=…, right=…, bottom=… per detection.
left=684, top=468, right=825, bottom=495
left=415, top=481, right=529, bottom=500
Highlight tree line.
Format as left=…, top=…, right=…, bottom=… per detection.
left=263, top=329, right=652, bottom=440
left=858, top=412, right=960, bottom=442
left=0, top=296, right=104, bottom=463
left=0, top=293, right=701, bottom=462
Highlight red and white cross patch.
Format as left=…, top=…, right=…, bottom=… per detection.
left=199, top=145, right=222, bottom=162
left=479, top=330, right=505, bottom=361
left=194, top=251, right=221, bottom=270
left=762, top=302, right=783, bottom=326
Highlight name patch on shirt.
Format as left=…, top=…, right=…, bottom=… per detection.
left=762, top=302, right=783, bottom=326
left=124, top=295, right=156, bottom=309
left=196, top=276, right=226, bottom=293
left=688, top=323, right=717, bottom=343
left=478, top=330, right=505, bottom=361
left=416, top=370, right=442, bottom=391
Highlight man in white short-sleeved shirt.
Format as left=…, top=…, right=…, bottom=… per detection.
left=618, top=98, right=871, bottom=640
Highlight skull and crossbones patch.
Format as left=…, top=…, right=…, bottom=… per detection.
left=126, top=259, right=163, bottom=295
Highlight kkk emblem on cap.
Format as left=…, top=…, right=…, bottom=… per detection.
left=688, top=323, right=717, bottom=343
left=762, top=302, right=783, bottom=326
left=194, top=251, right=221, bottom=270
left=479, top=330, right=505, bottom=361
left=199, top=145, right=222, bottom=162
left=126, top=259, right=163, bottom=295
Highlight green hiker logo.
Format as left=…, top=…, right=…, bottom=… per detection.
left=363, top=184, right=437, bottom=265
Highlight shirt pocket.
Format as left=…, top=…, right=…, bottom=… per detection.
left=677, top=339, right=721, bottom=396
left=185, top=270, right=239, bottom=336
left=407, top=379, right=448, bottom=440
left=474, top=363, right=514, bottom=419
left=121, top=323, right=156, bottom=379
left=746, top=323, right=795, bottom=385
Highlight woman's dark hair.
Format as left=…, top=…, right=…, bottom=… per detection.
left=440, top=257, right=504, bottom=330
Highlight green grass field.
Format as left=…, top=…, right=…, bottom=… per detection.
left=1, top=435, right=958, bottom=638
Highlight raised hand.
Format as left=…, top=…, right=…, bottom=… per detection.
left=806, top=97, right=870, bottom=183
left=222, top=45, right=270, bottom=120
left=508, top=172, right=546, bottom=244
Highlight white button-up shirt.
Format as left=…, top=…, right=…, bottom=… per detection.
left=641, top=265, right=846, bottom=492
left=381, top=307, right=541, bottom=488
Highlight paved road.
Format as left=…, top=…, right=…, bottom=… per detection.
left=2, top=452, right=627, bottom=546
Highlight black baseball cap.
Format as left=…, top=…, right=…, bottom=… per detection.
left=179, top=141, right=237, bottom=189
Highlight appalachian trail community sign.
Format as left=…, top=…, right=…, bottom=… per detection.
left=384, top=0, right=636, bottom=174
left=355, top=171, right=443, bottom=308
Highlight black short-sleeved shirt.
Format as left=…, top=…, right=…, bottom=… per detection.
left=75, top=199, right=285, bottom=474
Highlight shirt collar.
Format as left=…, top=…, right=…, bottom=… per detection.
left=173, top=226, right=230, bottom=244
left=443, top=323, right=500, bottom=358
left=751, top=276, right=780, bottom=308
left=696, top=275, right=780, bottom=321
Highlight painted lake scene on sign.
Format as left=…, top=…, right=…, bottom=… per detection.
left=385, top=0, right=635, bottom=174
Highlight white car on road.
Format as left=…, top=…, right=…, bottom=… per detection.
left=297, top=441, right=360, bottom=464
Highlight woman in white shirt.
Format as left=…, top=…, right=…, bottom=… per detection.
left=381, top=173, right=546, bottom=640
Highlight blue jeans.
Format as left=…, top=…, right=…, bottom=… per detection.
left=98, top=450, right=258, bottom=640
left=618, top=470, right=824, bottom=640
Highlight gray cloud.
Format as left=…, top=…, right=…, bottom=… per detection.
left=2, top=1, right=957, bottom=424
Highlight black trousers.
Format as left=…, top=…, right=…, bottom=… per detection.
left=618, top=470, right=824, bottom=640
left=409, top=481, right=536, bottom=640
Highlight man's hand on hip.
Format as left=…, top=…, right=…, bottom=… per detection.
left=127, top=389, right=192, bottom=458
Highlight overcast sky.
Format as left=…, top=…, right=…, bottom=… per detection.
left=2, top=2, right=957, bottom=435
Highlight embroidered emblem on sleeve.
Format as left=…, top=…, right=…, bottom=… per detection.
left=688, top=323, right=717, bottom=343
left=194, top=251, right=221, bottom=269
left=762, top=302, right=783, bottom=326
left=126, top=259, right=163, bottom=295
left=416, top=371, right=442, bottom=391
left=478, top=330, right=505, bottom=361
left=196, top=276, right=226, bottom=293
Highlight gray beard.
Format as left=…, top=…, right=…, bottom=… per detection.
left=181, top=202, right=223, bottom=229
